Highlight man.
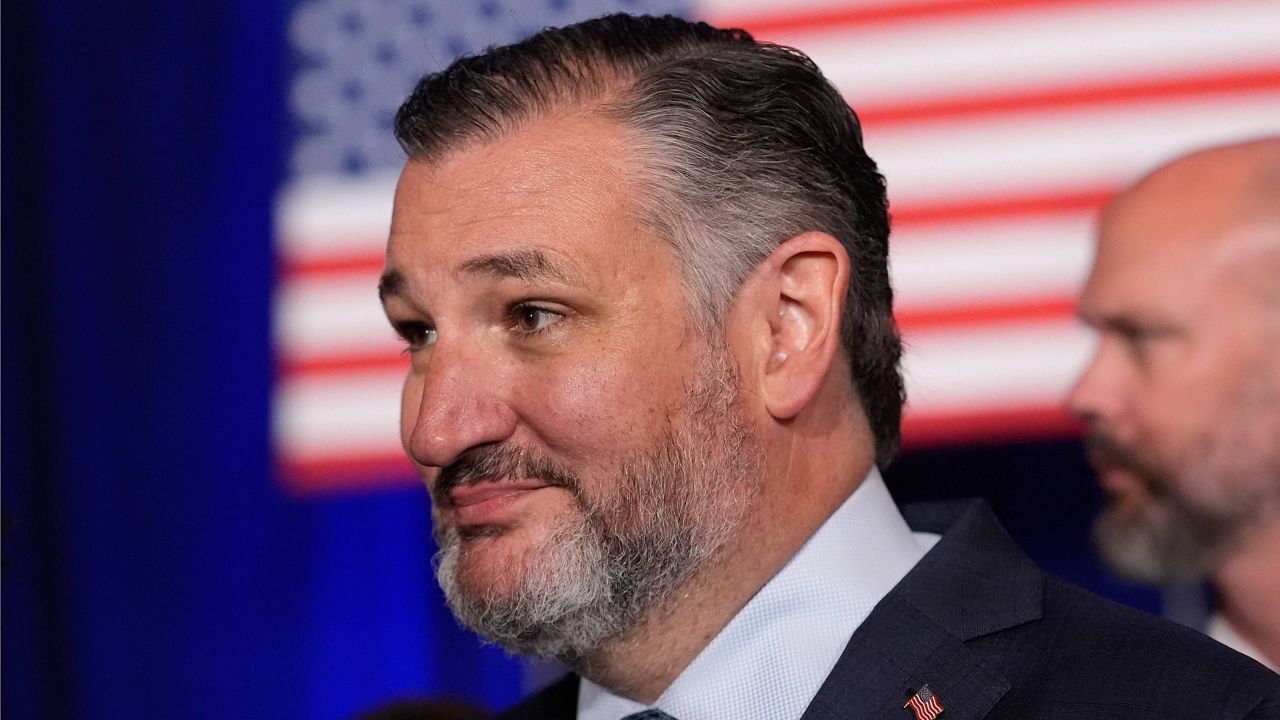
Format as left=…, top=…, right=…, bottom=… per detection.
left=1069, top=137, right=1280, bottom=671
left=379, top=14, right=1278, bottom=718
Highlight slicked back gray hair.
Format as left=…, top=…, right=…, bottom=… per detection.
left=395, top=13, right=905, bottom=465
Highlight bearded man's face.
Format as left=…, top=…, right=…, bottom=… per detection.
left=382, top=114, right=764, bottom=659
left=1070, top=169, right=1280, bottom=583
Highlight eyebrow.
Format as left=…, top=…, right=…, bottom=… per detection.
left=458, top=249, right=580, bottom=284
left=377, top=269, right=405, bottom=303
left=1088, top=309, right=1177, bottom=339
left=378, top=248, right=581, bottom=304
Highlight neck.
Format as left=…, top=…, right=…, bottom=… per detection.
left=575, top=422, right=875, bottom=702
left=1213, top=516, right=1280, bottom=667
left=573, top=528, right=784, bottom=702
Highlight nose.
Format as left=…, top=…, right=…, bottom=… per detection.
left=1066, top=338, right=1122, bottom=429
left=402, top=344, right=518, bottom=469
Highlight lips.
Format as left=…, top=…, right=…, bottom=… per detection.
left=1096, top=464, right=1138, bottom=492
left=446, top=480, right=553, bottom=527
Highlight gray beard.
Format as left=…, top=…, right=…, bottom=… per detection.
left=432, top=349, right=761, bottom=662
left=1091, top=483, right=1238, bottom=585
left=1088, top=432, right=1274, bottom=584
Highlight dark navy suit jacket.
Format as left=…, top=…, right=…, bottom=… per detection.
left=495, top=500, right=1280, bottom=719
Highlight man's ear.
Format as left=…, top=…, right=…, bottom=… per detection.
left=735, top=231, right=848, bottom=420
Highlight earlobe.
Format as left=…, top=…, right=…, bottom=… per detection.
left=754, top=232, right=849, bottom=420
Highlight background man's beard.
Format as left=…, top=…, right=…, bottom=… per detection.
left=1088, top=433, right=1260, bottom=584
left=1092, top=487, right=1236, bottom=585
left=432, top=348, right=761, bottom=662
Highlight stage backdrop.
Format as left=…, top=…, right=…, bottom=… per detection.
left=274, top=0, right=1280, bottom=491
left=3, top=1, right=1278, bottom=719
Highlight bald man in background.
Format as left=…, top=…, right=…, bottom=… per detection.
left=1070, top=137, right=1280, bottom=671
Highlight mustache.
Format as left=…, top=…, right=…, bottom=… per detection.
left=1085, top=432, right=1166, bottom=493
left=434, top=444, right=582, bottom=506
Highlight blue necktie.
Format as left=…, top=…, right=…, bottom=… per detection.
left=622, top=711, right=677, bottom=720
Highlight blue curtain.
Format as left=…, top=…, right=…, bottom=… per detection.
left=1, top=2, right=520, bottom=718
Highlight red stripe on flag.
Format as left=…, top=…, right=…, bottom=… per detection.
left=279, top=352, right=407, bottom=376
left=902, top=404, right=1084, bottom=447
left=897, top=296, right=1075, bottom=332
left=861, top=66, right=1280, bottom=127
left=892, top=188, right=1110, bottom=225
left=717, top=0, right=1165, bottom=37
left=280, top=452, right=418, bottom=495
left=280, top=253, right=385, bottom=279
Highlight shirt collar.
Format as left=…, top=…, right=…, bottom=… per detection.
left=578, top=467, right=937, bottom=720
left=1208, top=613, right=1278, bottom=671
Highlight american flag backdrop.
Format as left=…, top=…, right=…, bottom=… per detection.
left=273, top=0, right=1280, bottom=493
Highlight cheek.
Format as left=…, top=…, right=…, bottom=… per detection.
left=1128, top=353, right=1217, bottom=443
left=1129, top=359, right=1251, bottom=481
left=1130, top=391, right=1198, bottom=467
left=517, top=350, right=688, bottom=458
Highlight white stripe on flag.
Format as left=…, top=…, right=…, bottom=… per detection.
left=746, top=1, right=1280, bottom=108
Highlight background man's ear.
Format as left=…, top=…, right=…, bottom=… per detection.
left=736, top=231, right=849, bottom=420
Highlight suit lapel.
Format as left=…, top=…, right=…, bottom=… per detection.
left=802, top=501, right=1042, bottom=720
left=800, top=594, right=1010, bottom=720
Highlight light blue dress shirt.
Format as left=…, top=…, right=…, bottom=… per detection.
left=577, top=468, right=940, bottom=720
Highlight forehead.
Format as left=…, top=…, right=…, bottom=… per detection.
left=1083, top=167, right=1240, bottom=321
left=386, top=113, right=663, bottom=282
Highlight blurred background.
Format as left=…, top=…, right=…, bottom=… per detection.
left=4, top=0, right=1279, bottom=717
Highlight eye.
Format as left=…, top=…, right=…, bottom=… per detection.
left=394, top=321, right=436, bottom=352
left=509, top=303, right=563, bottom=334
left=1116, top=324, right=1174, bottom=367
left=1121, top=324, right=1162, bottom=348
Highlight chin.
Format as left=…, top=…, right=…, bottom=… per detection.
left=451, top=511, right=573, bottom=586
left=444, top=526, right=522, bottom=586
left=1092, top=495, right=1221, bottom=584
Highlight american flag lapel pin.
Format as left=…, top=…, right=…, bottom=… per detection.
left=904, top=684, right=945, bottom=720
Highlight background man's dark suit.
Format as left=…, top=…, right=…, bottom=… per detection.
left=497, top=501, right=1280, bottom=719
